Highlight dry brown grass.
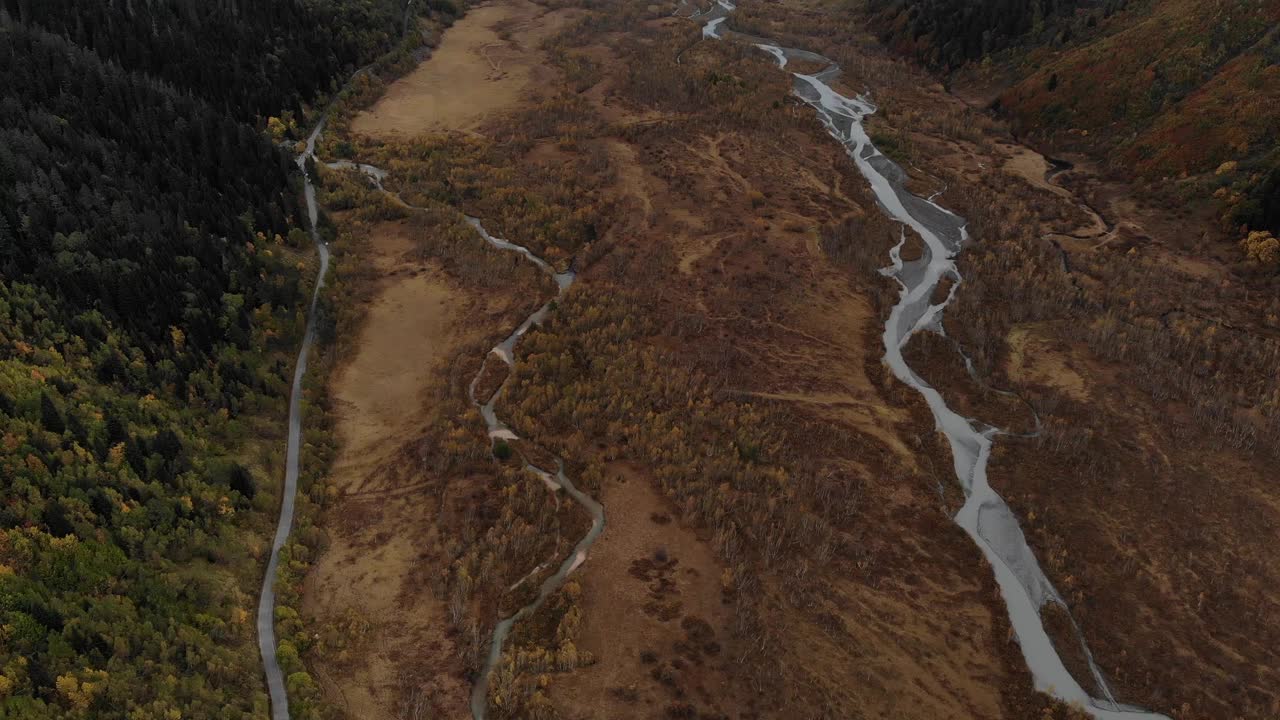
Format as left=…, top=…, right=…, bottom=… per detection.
left=352, top=1, right=582, bottom=137
left=295, top=0, right=1280, bottom=717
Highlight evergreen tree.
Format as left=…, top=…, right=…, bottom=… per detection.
left=40, top=392, right=64, bottom=435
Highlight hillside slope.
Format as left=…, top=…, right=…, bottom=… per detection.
left=868, top=0, right=1280, bottom=242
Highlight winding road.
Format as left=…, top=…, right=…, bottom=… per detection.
left=256, top=118, right=331, bottom=720
left=257, top=5, right=418, bottom=718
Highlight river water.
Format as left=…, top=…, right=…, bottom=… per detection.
left=271, top=129, right=606, bottom=719
left=687, top=2, right=1169, bottom=717
left=262, top=3, right=1162, bottom=717
left=461, top=216, right=605, bottom=719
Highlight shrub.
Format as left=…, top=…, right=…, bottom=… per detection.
left=1241, top=230, right=1279, bottom=267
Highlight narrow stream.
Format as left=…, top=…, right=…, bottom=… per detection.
left=461, top=217, right=605, bottom=720
left=687, top=2, right=1170, bottom=717
left=290, top=140, right=606, bottom=719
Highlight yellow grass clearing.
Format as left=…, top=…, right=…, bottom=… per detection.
left=326, top=222, right=455, bottom=494
left=351, top=0, right=580, bottom=137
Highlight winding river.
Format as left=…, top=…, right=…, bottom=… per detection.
left=461, top=218, right=605, bottom=720
left=686, top=2, right=1169, bottom=717
left=261, top=2, right=1164, bottom=717
left=269, top=121, right=606, bottom=719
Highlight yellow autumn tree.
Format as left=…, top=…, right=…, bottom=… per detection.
left=1241, top=230, right=1279, bottom=267
left=555, top=641, right=578, bottom=670
left=267, top=116, right=288, bottom=141
left=107, top=442, right=126, bottom=468
left=55, top=669, right=108, bottom=712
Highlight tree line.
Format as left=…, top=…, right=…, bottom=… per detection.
left=2, top=0, right=404, bottom=121
left=0, top=0, right=409, bottom=716
left=864, top=0, right=1127, bottom=70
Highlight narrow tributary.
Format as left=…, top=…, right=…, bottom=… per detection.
left=278, top=136, right=605, bottom=720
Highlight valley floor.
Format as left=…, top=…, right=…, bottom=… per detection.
left=295, top=1, right=1280, bottom=718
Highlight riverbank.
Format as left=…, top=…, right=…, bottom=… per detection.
left=727, top=1, right=1280, bottom=716
left=297, top=2, right=604, bottom=716
left=301, top=0, right=1033, bottom=716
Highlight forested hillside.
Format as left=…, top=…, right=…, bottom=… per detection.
left=0, top=23, right=302, bottom=358
left=2, top=0, right=403, bottom=121
left=865, top=0, right=1124, bottom=70
left=0, top=1, right=405, bottom=716
left=866, top=0, right=1280, bottom=247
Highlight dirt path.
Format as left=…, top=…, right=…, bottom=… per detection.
left=352, top=1, right=580, bottom=137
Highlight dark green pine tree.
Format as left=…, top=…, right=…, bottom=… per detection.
left=40, top=392, right=65, bottom=435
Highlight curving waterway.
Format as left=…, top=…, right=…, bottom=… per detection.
left=461, top=218, right=605, bottom=720
left=685, top=2, right=1170, bottom=717
left=268, top=124, right=606, bottom=719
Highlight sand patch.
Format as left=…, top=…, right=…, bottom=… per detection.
left=352, top=1, right=580, bottom=137
left=1002, top=146, right=1073, bottom=200
left=787, top=282, right=921, bottom=467
left=303, top=495, right=468, bottom=720
left=601, top=138, right=654, bottom=221
left=302, top=219, right=470, bottom=719
left=776, top=568, right=1008, bottom=720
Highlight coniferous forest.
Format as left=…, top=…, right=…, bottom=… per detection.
left=0, top=1, right=404, bottom=717
left=864, top=0, right=1112, bottom=69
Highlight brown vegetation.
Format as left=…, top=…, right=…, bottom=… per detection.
left=351, top=1, right=582, bottom=137
left=796, top=1, right=1280, bottom=712
left=297, top=0, right=1280, bottom=718
left=547, top=465, right=744, bottom=720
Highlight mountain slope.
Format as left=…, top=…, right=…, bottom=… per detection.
left=867, top=0, right=1280, bottom=241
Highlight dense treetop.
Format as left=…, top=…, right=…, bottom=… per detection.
left=0, top=1, right=406, bottom=716
left=2, top=0, right=403, bottom=121
left=0, top=21, right=300, bottom=365
left=865, top=0, right=1121, bottom=70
